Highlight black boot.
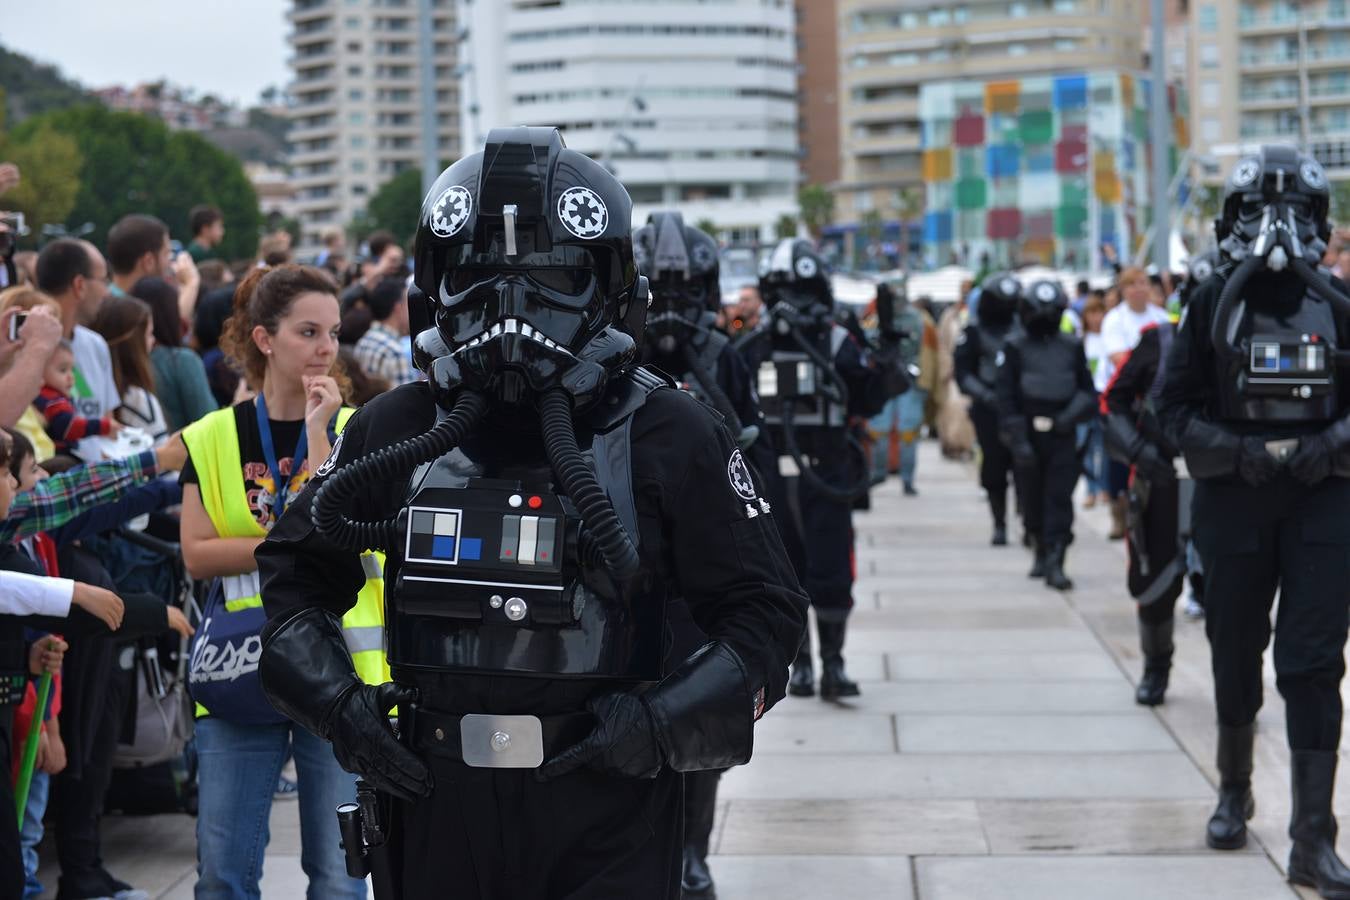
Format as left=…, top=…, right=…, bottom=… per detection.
left=1134, top=617, right=1173, bottom=706
left=1288, top=750, right=1350, bottom=899
left=787, top=636, right=814, bottom=697
left=1042, top=541, right=1073, bottom=591
left=989, top=493, right=1008, bottom=546
left=1206, top=723, right=1255, bottom=850
left=1027, top=538, right=1046, bottom=578
left=817, top=619, right=860, bottom=699
left=682, top=770, right=721, bottom=899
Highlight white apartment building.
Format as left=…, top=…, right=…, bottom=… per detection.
left=286, top=0, right=460, bottom=255
left=458, top=0, right=800, bottom=243
left=1190, top=0, right=1350, bottom=181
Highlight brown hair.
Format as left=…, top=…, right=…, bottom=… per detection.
left=94, top=295, right=156, bottom=396
left=220, top=264, right=350, bottom=398
left=0, top=285, right=63, bottom=318
left=1117, top=266, right=1149, bottom=290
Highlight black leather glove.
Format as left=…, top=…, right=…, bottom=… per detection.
left=536, top=692, right=663, bottom=781
left=330, top=683, right=433, bottom=802
left=260, top=607, right=432, bottom=802
left=1288, top=431, right=1336, bottom=486
left=1237, top=436, right=1280, bottom=487
left=1134, top=444, right=1176, bottom=484
left=538, top=642, right=755, bottom=782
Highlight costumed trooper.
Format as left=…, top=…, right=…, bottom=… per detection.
left=994, top=279, right=1098, bottom=591
left=1101, top=306, right=1186, bottom=705
left=253, top=127, right=807, bottom=900
left=738, top=239, right=910, bottom=700
left=954, top=274, right=1025, bottom=546
left=1158, top=145, right=1350, bottom=898
left=631, top=211, right=796, bottom=900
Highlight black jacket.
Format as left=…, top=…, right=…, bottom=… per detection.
left=257, top=378, right=806, bottom=716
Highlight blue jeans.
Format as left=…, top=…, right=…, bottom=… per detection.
left=194, top=717, right=366, bottom=900
left=20, top=770, right=47, bottom=899
left=868, top=388, right=928, bottom=485
left=1079, top=418, right=1107, bottom=496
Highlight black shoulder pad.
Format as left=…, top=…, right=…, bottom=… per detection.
left=583, top=365, right=675, bottom=432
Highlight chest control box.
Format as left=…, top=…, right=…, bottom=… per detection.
left=396, top=479, right=577, bottom=626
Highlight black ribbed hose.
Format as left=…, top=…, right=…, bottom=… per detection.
left=312, top=391, right=489, bottom=552
left=1291, top=256, right=1350, bottom=318
left=1210, top=254, right=1264, bottom=366
left=779, top=404, right=874, bottom=504
left=771, top=319, right=871, bottom=502
left=680, top=343, right=747, bottom=438
left=539, top=388, right=641, bottom=580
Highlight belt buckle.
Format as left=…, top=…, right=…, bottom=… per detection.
left=459, top=714, right=545, bottom=768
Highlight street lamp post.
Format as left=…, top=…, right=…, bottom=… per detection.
left=1150, top=0, right=1171, bottom=273
left=1297, top=0, right=1312, bottom=149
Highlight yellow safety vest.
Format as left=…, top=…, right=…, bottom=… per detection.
left=183, top=405, right=389, bottom=717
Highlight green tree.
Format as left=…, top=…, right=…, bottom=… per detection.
left=694, top=218, right=718, bottom=240
left=1331, top=179, right=1350, bottom=226
left=10, top=105, right=261, bottom=259
left=894, top=185, right=925, bottom=272
left=0, top=119, right=82, bottom=245
left=797, top=183, right=834, bottom=238
left=364, top=167, right=426, bottom=244
left=774, top=214, right=798, bottom=240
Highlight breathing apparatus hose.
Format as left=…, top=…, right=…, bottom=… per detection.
left=539, top=388, right=642, bottom=580
left=1211, top=249, right=1350, bottom=368
left=679, top=342, right=752, bottom=444
left=773, top=317, right=872, bottom=503
left=312, top=391, right=490, bottom=552
left=1210, top=254, right=1265, bottom=367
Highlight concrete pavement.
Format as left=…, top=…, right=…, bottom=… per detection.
left=42, top=442, right=1326, bottom=898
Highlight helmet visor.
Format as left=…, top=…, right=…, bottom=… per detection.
left=443, top=244, right=600, bottom=308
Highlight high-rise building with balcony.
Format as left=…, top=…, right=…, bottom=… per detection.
left=286, top=0, right=460, bottom=255
left=459, top=0, right=799, bottom=244
left=1190, top=0, right=1350, bottom=179
left=836, top=0, right=1144, bottom=231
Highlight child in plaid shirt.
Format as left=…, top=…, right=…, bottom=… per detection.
left=31, top=341, right=121, bottom=453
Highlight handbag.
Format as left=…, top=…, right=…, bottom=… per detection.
left=187, top=577, right=287, bottom=726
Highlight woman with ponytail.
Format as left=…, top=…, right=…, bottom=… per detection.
left=178, top=265, right=375, bottom=900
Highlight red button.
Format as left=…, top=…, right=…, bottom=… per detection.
left=528, top=496, right=543, bottom=509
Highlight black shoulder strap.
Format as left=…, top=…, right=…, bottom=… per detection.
left=582, top=366, right=673, bottom=548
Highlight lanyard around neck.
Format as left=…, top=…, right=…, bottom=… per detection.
left=255, top=393, right=307, bottom=523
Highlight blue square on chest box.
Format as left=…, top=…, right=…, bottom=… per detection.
left=459, top=537, right=482, bottom=561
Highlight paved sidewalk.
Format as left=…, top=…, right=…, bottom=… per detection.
left=43, top=442, right=1325, bottom=898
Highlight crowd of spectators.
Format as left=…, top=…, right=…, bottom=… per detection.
left=0, top=161, right=417, bottom=900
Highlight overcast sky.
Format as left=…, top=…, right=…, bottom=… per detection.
left=2, top=0, right=292, bottom=106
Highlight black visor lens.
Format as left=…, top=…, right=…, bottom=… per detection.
left=443, top=245, right=598, bottom=306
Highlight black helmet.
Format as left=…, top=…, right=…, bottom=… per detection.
left=978, top=272, right=1022, bottom=325
left=411, top=126, right=648, bottom=407
left=1216, top=145, right=1330, bottom=269
left=633, top=211, right=720, bottom=355
left=758, top=238, right=831, bottom=317
left=1020, top=279, right=1067, bottom=334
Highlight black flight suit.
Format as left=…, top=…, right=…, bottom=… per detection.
left=953, top=314, right=1023, bottom=538
left=995, top=328, right=1096, bottom=583
left=257, top=378, right=806, bottom=900
left=1159, top=271, right=1350, bottom=751
left=740, top=323, right=891, bottom=623
left=1102, top=322, right=1186, bottom=704
left=1159, top=267, right=1350, bottom=878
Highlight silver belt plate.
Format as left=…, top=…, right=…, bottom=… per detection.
left=459, top=714, right=544, bottom=768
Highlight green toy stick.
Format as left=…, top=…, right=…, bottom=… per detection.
left=15, top=652, right=54, bottom=827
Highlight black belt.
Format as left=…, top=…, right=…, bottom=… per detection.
left=409, top=708, right=594, bottom=769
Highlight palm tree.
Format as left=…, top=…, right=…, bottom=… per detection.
left=798, top=184, right=835, bottom=239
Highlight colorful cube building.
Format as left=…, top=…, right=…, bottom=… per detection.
left=919, top=72, right=1188, bottom=271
